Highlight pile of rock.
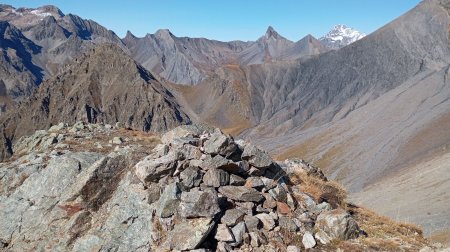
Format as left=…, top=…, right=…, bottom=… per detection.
left=136, top=125, right=362, bottom=251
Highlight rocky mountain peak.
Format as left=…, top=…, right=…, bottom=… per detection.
left=319, top=24, right=366, bottom=49
left=265, top=26, right=279, bottom=39
left=155, top=28, right=174, bottom=39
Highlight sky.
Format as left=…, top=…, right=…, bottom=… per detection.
left=2, top=0, right=421, bottom=41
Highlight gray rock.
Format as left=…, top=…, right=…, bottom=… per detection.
left=48, top=122, right=66, bottom=132
left=235, top=202, right=255, bottom=216
left=278, top=216, right=298, bottom=232
left=152, top=144, right=170, bottom=158
left=156, top=182, right=180, bottom=218
left=231, top=221, right=247, bottom=246
left=249, top=231, right=265, bottom=247
left=173, top=136, right=200, bottom=147
left=214, top=224, right=235, bottom=242
left=244, top=215, right=261, bottom=232
left=241, top=144, right=273, bottom=169
left=315, top=229, right=332, bottom=245
left=316, top=209, right=360, bottom=240
left=147, top=183, right=161, bottom=204
left=229, top=174, right=246, bottom=186
left=287, top=245, right=301, bottom=252
left=297, top=192, right=316, bottom=210
left=203, top=132, right=237, bottom=157
left=217, top=242, right=232, bottom=252
left=244, top=177, right=265, bottom=190
left=315, top=202, right=332, bottom=212
left=248, top=167, right=265, bottom=176
left=201, top=154, right=240, bottom=173
left=218, top=186, right=264, bottom=202
left=302, top=231, right=316, bottom=249
left=255, top=213, right=275, bottom=231
left=221, top=209, right=245, bottom=226
left=268, top=185, right=288, bottom=203
left=135, top=151, right=181, bottom=184
left=179, top=144, right=203, bottom=160
left=111, top=136, right=123, bottom=145
left=203, top=168, right=229, bottom=188
left=180, top=188, right=220, bottom=218
left=166, top=218, right=215, bottom=250
left=161, top=126, right=197, bottom=145
left=180, top=166, right=203, bottom=188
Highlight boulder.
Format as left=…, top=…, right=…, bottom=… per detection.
left=205, top=155, right=241, bottom=173
left=48, top=122, right=66, bottom=132
left=179, top=144, right=203, bottom=160
left=156, top=182, right=180, bottom=218
left=161, top=125, right=204, bottom=145
left=231, top=222, right=247, bottom=246
left=315, top=209, right=360, bottom=240
left=255, top=213, right=275, bottom=231
left=278, top=216, right=298, bottom=232
left=241, top=144, right=273, bottom=169
left=218, top=186, right=264, bottom=202
left=203, top=168, right=230, bottom=187
left=215, top=224, right=235, bottom=242
left=268, top=185, right=288, bottom=203
left=203, top=132, right=237, bottom=157
left=135, top=151, right=181, bottom=184
left=180, top=188, right=221, bottom=218
left=221, top=209, right=245, bottom=226
left=166, top=218, right=215, bottom=250
left=302, top=231, right=316, bottom=249
left=244, top=177, right=265, bottom=190
left=229, top=174, right=246, bottom=186
left=244, top=215, right=261, bottom=232
left=180, top=166, right=203, bottom=188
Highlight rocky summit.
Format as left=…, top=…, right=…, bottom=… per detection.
left=0, top=122, right=432, bottom=251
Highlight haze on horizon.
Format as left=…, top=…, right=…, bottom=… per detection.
left=1, top=0, right=420, bottom=41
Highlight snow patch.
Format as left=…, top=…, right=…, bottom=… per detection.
left=30, top=10, right=52, bottom=18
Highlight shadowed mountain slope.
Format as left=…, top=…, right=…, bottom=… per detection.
left=0, top=44, right=190, bottom=161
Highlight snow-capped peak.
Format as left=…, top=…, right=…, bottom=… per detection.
left=319, top=24, right=366, bottom=50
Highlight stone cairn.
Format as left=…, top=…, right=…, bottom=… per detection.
left=135, top=125, right=362, bottom=251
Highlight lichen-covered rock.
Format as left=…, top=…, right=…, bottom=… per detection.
left=156, top=182, right=181, bottom=218
left=135, top=151, right=181, bottom=184
left=241, top=143, right=273, bottom=169
left=165, top=218, right=215, bottom=250
left=203, top=131, right=237, bottom=157
left=203, top=168, right=230, bottom=187
left=180, top=188, right=221, bottom=218
left=316, top=209, right=360, bottom=240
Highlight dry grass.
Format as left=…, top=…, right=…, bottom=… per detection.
left=350, top=205, right=427, bottom=250
left=429, top=228, right=450, bottom=245
left=290, top=170, right=347, bottom=208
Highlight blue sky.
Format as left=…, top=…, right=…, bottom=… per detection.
left=3, top=0, right=420, bottom=41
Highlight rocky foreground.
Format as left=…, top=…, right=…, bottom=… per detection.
left=0, top=123, right=436, bottom=251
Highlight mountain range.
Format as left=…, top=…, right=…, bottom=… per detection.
left=1, top=0, right=449, bottom=245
